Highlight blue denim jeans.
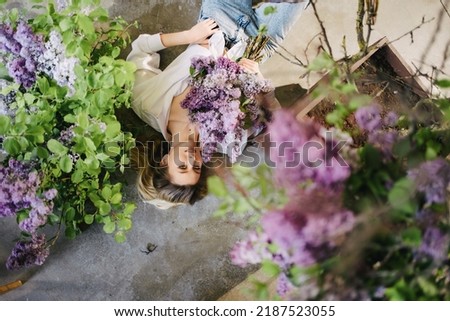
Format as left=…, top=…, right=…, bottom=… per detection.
left=198, top=0, right=309, bottom=58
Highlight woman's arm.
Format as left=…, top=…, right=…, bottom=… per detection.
left=160, top=19, right=218, bottom=47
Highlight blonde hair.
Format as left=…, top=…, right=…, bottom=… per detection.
left=130, top=137, right=208, bottom=209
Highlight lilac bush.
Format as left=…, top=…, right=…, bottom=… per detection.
left=181, top=56, right=273, bottom=163
left=0, top=0, right=137, bottom=270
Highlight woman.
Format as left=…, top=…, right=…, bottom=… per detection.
left=127, top=0, right=309, bottom=209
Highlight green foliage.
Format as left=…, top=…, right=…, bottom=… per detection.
left=0, top=1, right=137, bottom=256
left=207, top=164, right=287, bottom=221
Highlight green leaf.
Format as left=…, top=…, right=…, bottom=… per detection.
left=263, top=5, right=277, bottom=16
left=105, top=121, right=121, bottom=138
left=0, top=115, right=10, bottom=135
left=117, top=218, right=132, bottom=230
left=110, top=193, right=122, bottom=205
left=48, top=214, right=60, bottom=224
left=59, top=154, right=73, bottom=173
left=47, top=139, right=68, bottom=155
left=71, top=169, right=84, bottom=183
left=402, top=227, right=422, bottom=246
left=65, top=226, right=77, bottom=239
left=393, top=137, right=412, bottom=158
left=77, top=15, right=95, bottom=35
left=84, top=214, right=95, bottom=225
left=207, top=176, right=228, bottom=197
left=417, top=277, right=438, bottom=297
left=24, top=93, right=36, bottom=105
left=101, top=186, right=112, bottom=201
left=59, top=18, right=74, bottom=32
left=308, top=52, right=335, bottom=71
left=36, top=146, right=50, bottom=159
left=103, top=221, right=116, bottom=234
left=83, top=137, right=97, bottom=152
left=123, top=203, right=137, bottom=216
left=114, top=231, right=126, bottom=243
left=388, top=178, right=416, bottom=214
left=77, top=112, right=89, bottom=130
left=233, top=197, right=253, bottom=213
left=99, top=201, right=112, bottom=215
left=261, top=260, right=281, bottom=277
left=436, top=79, right=450, bottom=88
left=3, top=137, right=22, bottom=155
left=65, top=207, right=76, bottom=222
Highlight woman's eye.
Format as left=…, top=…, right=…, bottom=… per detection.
left=179, top=165, right=187, bottom=170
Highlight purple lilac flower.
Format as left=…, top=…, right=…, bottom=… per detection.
left=182, top=56, right=272, bottom=162
left=230, top=231, right=272, bottom=268
left=408, top=158, right=450, bottom=204
left=0, top=159, right=56, bottom=232
left=418, top=227, right=449, bottom=262
left=0, top=21, right=45, bottom=89
left=277, top=273, right=295, bottom=298
left=355, top=105, right=382, bottom=132
left=268, top=109, right=351, bottom=191
left=383, top=112, right=399, bottom=127
left=6, top=234, right=50, bottom=270
left=367, top=131, right=398, bottom=158
left=261, top=206, right=355, bottom=267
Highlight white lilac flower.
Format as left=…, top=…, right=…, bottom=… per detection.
left=38, top=31, right=79, bottom=96
left=54, top=0, right=70, bottom=12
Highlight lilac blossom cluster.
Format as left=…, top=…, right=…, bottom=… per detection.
left=181, top=56, right=272, bottom=162
left=0, top=21, right=45, bottom=88
left=230, top=109, right=356, bottom=297
left=6, top=234, right=50, bottom=270
left=408, top=158, right=450, bottom=205
left=1, top=159, right=57, bottom=269
left=355, top=105, right=399, bottom=158
left=408, top=158, right=450, bottom=263
left=0, top=159, right=57, bottom=230
left=38, top=31, right=79, bottom=96
left=0, top=21, right=78, bottom=95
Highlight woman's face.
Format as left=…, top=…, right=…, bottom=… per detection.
left=163, top=143, right=203, bottom=186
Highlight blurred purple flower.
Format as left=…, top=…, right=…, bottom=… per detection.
left=230, top=231, right=271, bottom=268
left=368, top=131, right=398, bottom=158
left=268, top=109, right=351, bottom=191
left=408, top=158, right=450, bottom=204
left=418, top=227, right=449, bottom=262
left=277, top=273, right=295, bottom=297
left=355, top=105, right=382, bottom=132
left=383, top=112, right=399, bottom=127
left=6, top=234, right=50, bottom=270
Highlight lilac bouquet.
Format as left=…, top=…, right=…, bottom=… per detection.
left=181, top=56, right=273, bottom=163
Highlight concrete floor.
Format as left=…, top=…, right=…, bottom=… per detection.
left=1, top=0, right=450, bottom=301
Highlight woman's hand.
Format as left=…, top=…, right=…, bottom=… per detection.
left=239, top=58, right=262, bottom=76
left=188, top=19, right=219, bottom=45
